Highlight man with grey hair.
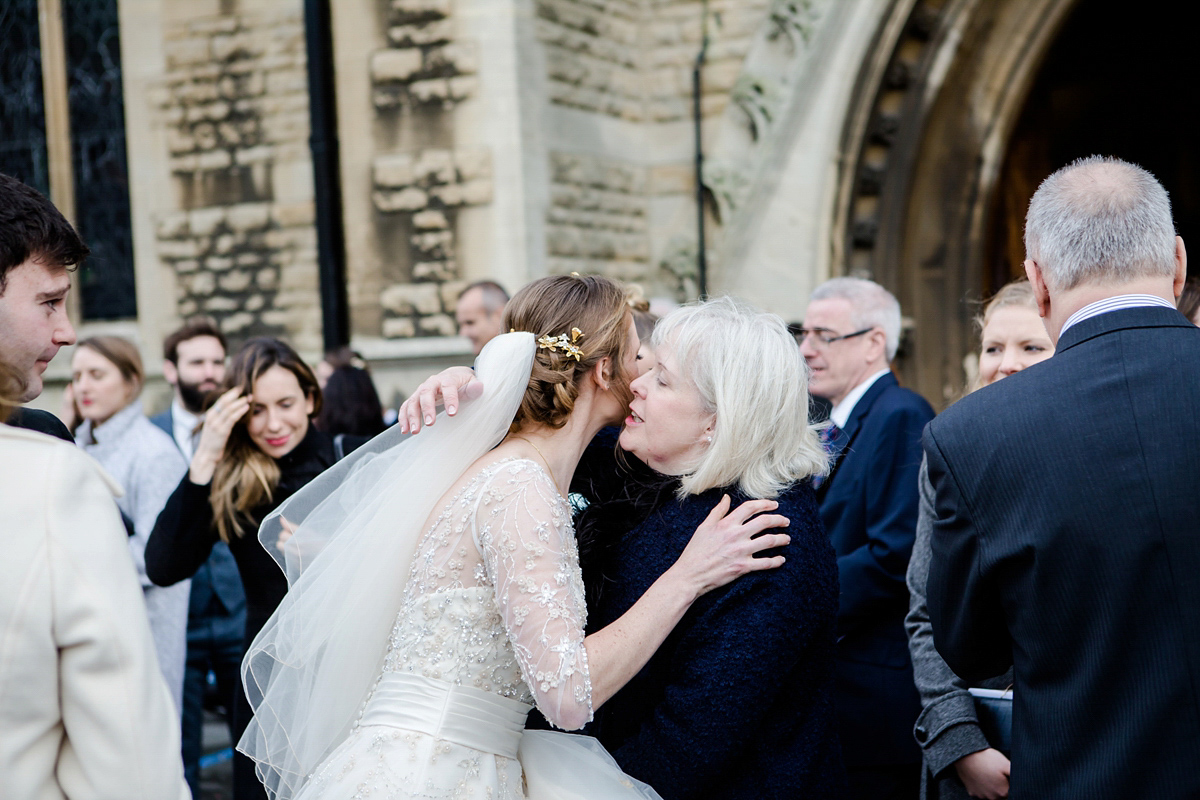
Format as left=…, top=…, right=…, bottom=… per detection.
left=800, top=276, right=933, bottom=799
left=455, top=280, right=508, bottom=355
left=925, top=156, right=1198, bottom=798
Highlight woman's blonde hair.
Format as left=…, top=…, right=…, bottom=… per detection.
left=503, top=274, right=635, bottom=432
left=965, top=278, right=1044, bottom=394
left=211, top=338, right=321, bottom=542
left=76, top=336, right=145, bottom=400
left=975, top=279, right=1038, bottom=332
left=652, top=296, right=829, bottom=499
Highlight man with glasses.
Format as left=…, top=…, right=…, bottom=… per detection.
left=799, top=277, right=933, bottom=800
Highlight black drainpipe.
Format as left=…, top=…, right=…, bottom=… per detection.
left=691, top=17, right=709, bottom=299
left=304, top=0, right=349, bottom=350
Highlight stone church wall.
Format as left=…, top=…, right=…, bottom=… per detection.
left=151, top=0, right=322, bottom=353
left=535, top=0, right=771, bottom=297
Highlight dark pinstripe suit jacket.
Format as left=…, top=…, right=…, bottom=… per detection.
left=924, top=305, right=1200, bottom=799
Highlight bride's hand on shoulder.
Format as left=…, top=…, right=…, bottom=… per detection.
left=397, top=367, right=482, bottom=433
left=670, top=495, right=791, bottom=601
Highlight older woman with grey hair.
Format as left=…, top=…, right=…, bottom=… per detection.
left=401, top=294, right=847, bottom=798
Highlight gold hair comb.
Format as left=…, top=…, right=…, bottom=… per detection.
left=537, top=327, right=585, bottom=361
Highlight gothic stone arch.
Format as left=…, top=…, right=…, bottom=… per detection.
left=834, top=0, right=1081, bottom=407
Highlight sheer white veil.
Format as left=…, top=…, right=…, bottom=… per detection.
left=238, top=332, right=536, bottom=800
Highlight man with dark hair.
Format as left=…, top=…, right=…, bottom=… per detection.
left=153, top=317, right=228, bottom=460
left=0, top=173, right=87, bottom=440
left=0, top=175, right=190, bottom=798
left=151, top=317, right=244, bottom=799
left=455, top=279, right=508, bottom=355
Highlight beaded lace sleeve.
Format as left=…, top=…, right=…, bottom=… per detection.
left=473, top=459, right=594, bottom=730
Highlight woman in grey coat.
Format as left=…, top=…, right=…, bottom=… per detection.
left=905, top=281, right=1052, bottom=799
left=69, top=336, right=190, bottom=713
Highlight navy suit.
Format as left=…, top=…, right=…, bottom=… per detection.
left=816, top=372, right=933, bottom=783
left=925, top=306, right=1200, bottom=799
left=151, top=407, right=246, bottom=798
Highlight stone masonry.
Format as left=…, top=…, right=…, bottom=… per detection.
left=536, top=0, right=771, bottom=299
left=153, top=1, right=322, bottom=352
left=547, top=152, right=652, bottom=281
left=369, top=0, right=491, bottom=340
left=537, top=0, right=770, bottom=122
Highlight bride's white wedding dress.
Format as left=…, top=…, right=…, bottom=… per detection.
left=297, top=457, right=603, bottom=799
left=239, top=333, right=658, bottom=800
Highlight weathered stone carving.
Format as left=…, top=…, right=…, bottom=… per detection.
left=371, top=0, right=477, bottom=110
left=154, top=4, right=321, bottom=351
left=547, top=152, right=651, bottom=281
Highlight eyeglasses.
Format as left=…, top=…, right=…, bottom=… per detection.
left=795, top=327, right=874, bottom=347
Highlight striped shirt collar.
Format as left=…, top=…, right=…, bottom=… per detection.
left=1059, top=294, right=1176, bottom=338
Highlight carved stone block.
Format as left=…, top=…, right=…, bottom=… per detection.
left=380, top=283, right=441, bottom=315
left=412, top=260, right=456, bottom=282
left=382, top=317, right=417, bottom=339
left=389, top=20, right=453, bottom=47
left=413, top=209, right=449, bottom=230
left=374, top=187, right=429, bottom=213
left=372, top=48, right=424, bottom=83
left=418, top=313, right=457, bottom=337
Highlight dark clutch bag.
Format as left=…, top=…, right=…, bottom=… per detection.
left=968, top=688, right=1012, bottom=755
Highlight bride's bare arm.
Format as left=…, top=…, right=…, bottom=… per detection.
left=479, top=467, right=789, bottom=731
left=583, top=495, right=790, bottom=711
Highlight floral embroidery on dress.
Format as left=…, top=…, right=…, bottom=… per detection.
left=294, top=458, right=594, bottom=800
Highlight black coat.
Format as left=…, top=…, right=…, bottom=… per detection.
left=149, top=407, right=246, bottom=646
left=146, top=427, right=338, bottom=800
left=146, top=426, right=337, bottom=644
left=7, top=407, right=73, bottom=442
left=574, top=435, right=846, bottom=800
left=925, top=306, right=1200, bottom=799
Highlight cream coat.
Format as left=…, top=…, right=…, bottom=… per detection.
left=0, top=423, right=190, bottom=800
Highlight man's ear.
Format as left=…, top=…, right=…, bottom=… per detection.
left=868, top=328, right=888, bottom=364
left=1024, top=259, right=1051, bottom=318
left=162, top=359, right=178, bottom=387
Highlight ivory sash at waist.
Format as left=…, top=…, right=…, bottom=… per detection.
left=359, top=673, right=531, bottom=759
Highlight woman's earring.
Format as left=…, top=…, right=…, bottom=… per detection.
left=704, top=435, right=713, bottom=443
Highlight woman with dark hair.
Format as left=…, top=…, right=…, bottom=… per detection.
left=69, top=336, right=190, bottom=713
left=314, top=364, right=386, bottom=439
left=147, top=337, right=333, bottom=800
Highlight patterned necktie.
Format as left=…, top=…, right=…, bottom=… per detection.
left=812, top=422, right=843, bottom=490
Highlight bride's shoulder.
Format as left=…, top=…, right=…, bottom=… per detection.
left=462, top=450, right=556, bottom=495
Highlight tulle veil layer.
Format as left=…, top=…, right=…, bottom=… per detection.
left=238, top=333, right=536, bottom=799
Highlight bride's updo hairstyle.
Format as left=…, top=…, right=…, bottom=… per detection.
left=503, top=274, right=634, bottom=432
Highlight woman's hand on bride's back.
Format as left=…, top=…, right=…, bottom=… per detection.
left=397, top=367, right=482, bottom=433
left=670, top=495, right=791, bottom=600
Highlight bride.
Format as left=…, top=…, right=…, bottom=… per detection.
left=238, top=275, right=793, bottom=799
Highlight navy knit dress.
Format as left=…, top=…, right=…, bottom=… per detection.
left=572, top=432, right=847, bottom=800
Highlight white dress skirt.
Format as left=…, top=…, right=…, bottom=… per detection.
left=285, top=459, right=660, bottom=800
